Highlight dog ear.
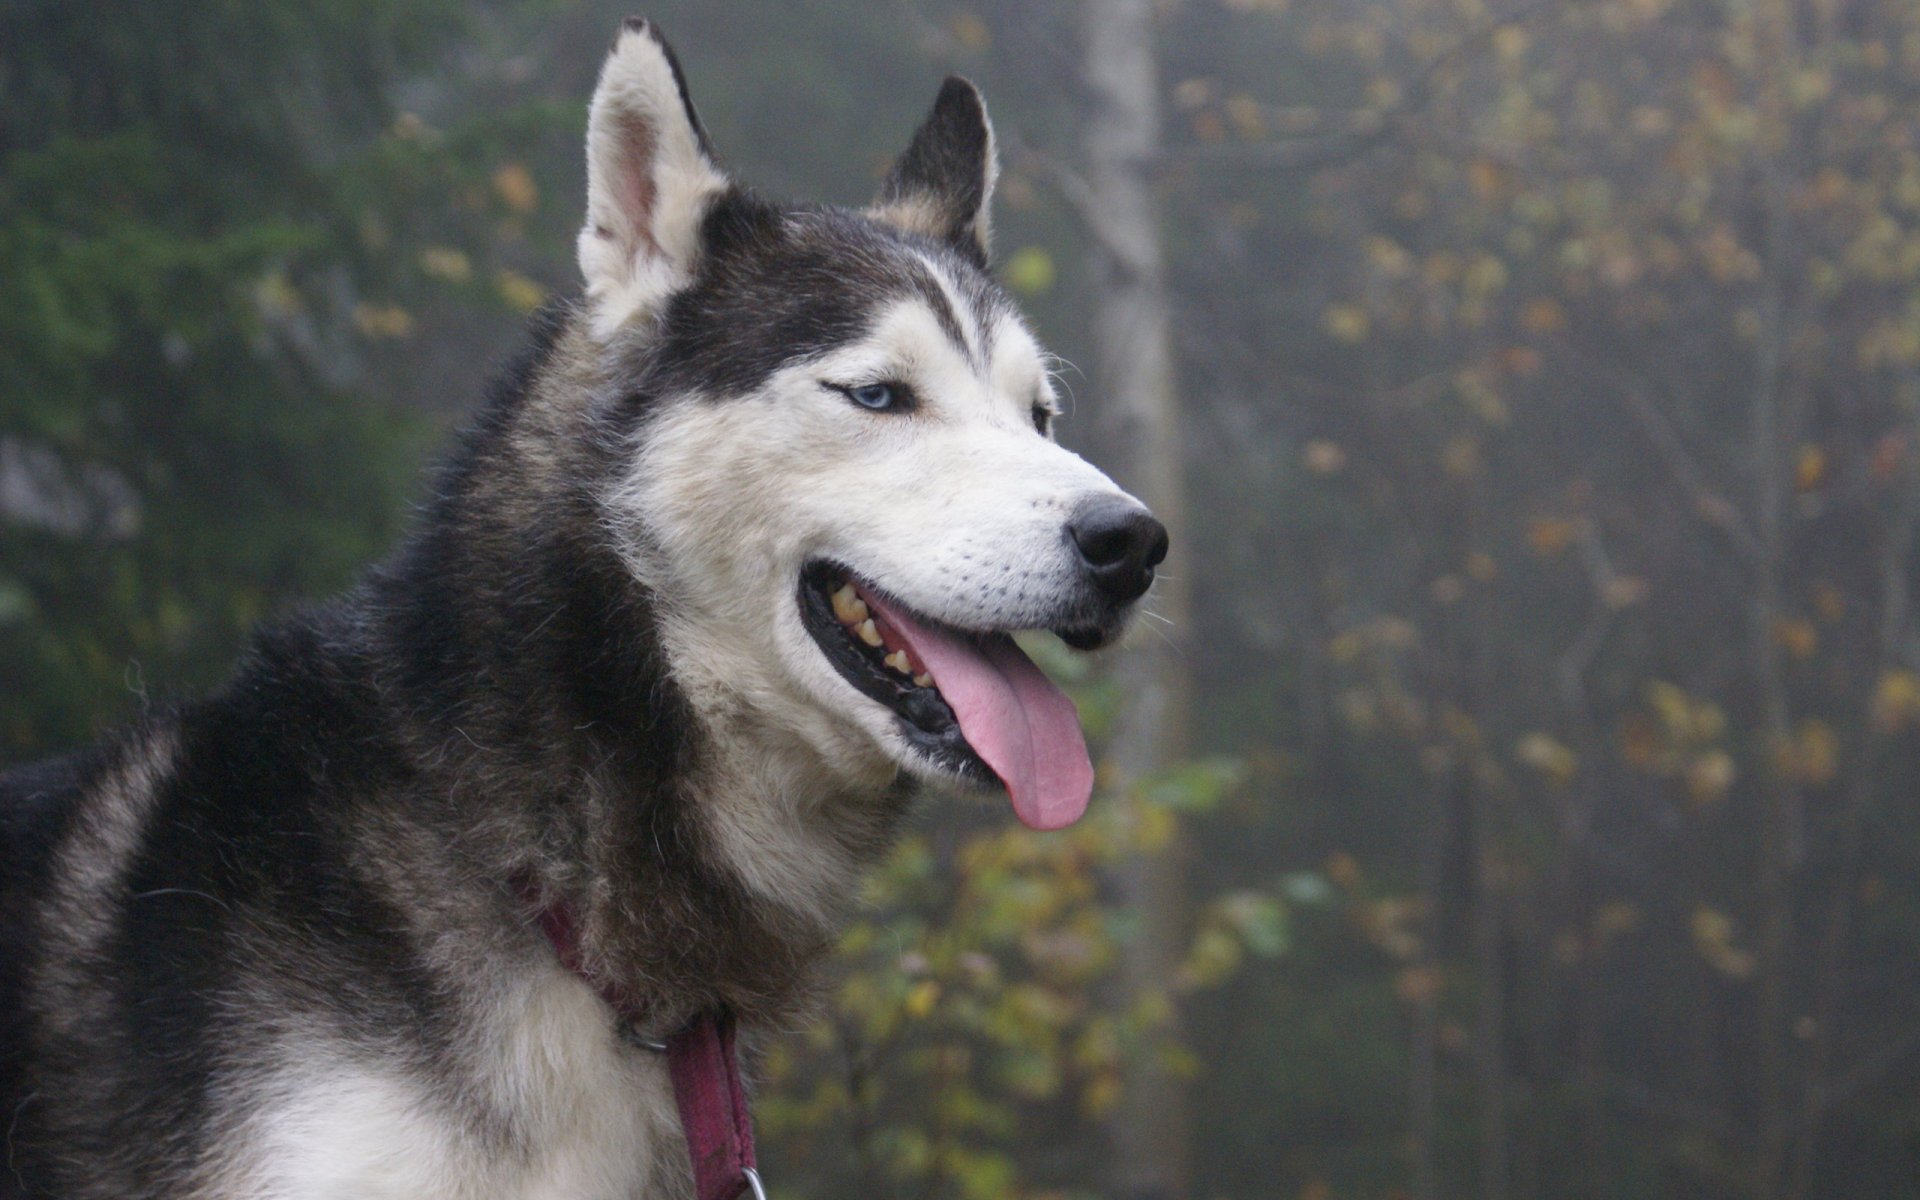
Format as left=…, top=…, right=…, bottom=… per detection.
left=577, top=19, right=728, bottom=339
left=869, top=77, right=998, bottom=267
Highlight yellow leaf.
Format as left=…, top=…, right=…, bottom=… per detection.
left=1002, top=245, right=1055, bottom=295
left=494, top=269, right=547, bottom=313
left=1603, top=577, right=1648, bottom=609
left=1323, top=851, right=1361, bottom=890
left=1684, top=749, right=1736, bottom=806
left=418, top=246, right=472, bottom=283
left=1775, top=720, right=1839, bottom=786
left=1516, top=732, right=1578, bottom=787
left=904, top=980, right=941, bottom=1019
left=1394, top=965, right=1443, bottom=1005
left=1647, top=681, right=1723, bottom=742
left=1323, top=304, right=1370, bottom=344
left=1181, top=926, right=1243, bottom=989
left=491, top=162, right=539, bottom=215
left=1357, top=896, right=1424, bottom=959
left=1799, top=720, right=1839, bottom=785
left=1520, top=297, right=1568, bottom=333
left=1082, top=1070, right=1122, bottom=1118
left=1690, top=906, right=1731, bottom=948
left=1134, top=802, right=1177, bottom=852
left=1691, top=907, right=1756, bottom=979
left=1463, top=255, right=1508, bottom=298
left=1302, top=440, right=1346, bottom=475
left=1527, top=516, right=1578, bottom=557
left=1500, top=345, right=1542, bottom=376
left=1170, top=77, right=1216, bottom=112
left=1873, top=669, right=1920, bottom=732
left=1492, top=24, right=1530, bottom=60
left=253, top=272, right=304, bottom=319
left=1468, top=157, right=1507, bottom=203
left=1771, top=617, right=1818, bottom=660
left=352, top=302, right=414, bottom=340
left=1224, top=94, right=1265, bottom=140
left=1365, top=235, right=1413, bottom=275
left=948, top=11, right=991, bottom=51
left=1795, top=444, right=1827, bottom=491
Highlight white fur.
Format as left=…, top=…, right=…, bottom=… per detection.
left=211, top=968, right=680, bottom=1199
left=199, top=58, right=1134, bottom=1198
left=577, top=24, right=728, bottom=341
left=612, top=260, right=1142, bottom=914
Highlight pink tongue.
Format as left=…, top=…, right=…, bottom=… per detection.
left=861, top=594, right=1093, bottom=830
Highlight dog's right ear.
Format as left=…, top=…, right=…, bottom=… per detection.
left=577, top=19, right=728, bottom=340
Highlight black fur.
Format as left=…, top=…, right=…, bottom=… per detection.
left=635, top=191, right=1009, bottom=399
left=0, top=36, right=1021, bottom=1196
left=0, top=314, right=747, bottom=1194
left=876, top=76, right=995, bottom=266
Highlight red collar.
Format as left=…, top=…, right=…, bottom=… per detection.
left=524, top=884, right=763, bottom=1200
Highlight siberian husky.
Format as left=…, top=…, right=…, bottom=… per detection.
left=0, top=20, right=1166, bottom=1198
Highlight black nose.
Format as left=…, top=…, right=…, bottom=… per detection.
left=1068, top=495, right=1169, bottom=604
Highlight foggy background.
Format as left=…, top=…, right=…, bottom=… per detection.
left=5, top=0, right=1920, bottom=1196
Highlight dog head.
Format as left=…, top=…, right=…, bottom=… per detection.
left=584, top=21, right=1166, bottom=830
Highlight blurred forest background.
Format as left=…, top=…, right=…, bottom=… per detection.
left=6, top=0, right=1920, bottom=1197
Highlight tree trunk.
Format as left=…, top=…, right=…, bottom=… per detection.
left=1078, top=2, right=1194, bottom=1198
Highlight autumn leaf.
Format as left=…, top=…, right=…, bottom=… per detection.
left=1684, top=750, right=1736, bottom=807
left=1794, top=444, right=1828, bottom=491
left=351, top=302, right=414, bottom=339
left=1773, top=720, right=1839, bottom=786
left=1527, top=516, right=1579, bottom=557
left=1771, top=617, right=1818, bottom=660
left=1872, top=670, right=1920, bottom=732
left=494, top=269, right=546, bottom=313
left=1394, top=965, right=1444, bottom=1005
left=418, top=246, right=471, bottom=283
left=1302, top=439, right=1347, bottom=475
left=490, top=162, right=538, bottom=215
left=1690, top=907, right=1757, bottom=980
left=1002, top=246, right=1055, bottom=295
left=1516, top=731, right=1578, bottom=787
left=1323, top=304, right=1370, bottom=343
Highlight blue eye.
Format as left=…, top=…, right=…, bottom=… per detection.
left=828, top=379, right=915, bottom=414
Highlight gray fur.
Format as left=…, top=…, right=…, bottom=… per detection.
left=0, top=24, right=1158, bottom=1199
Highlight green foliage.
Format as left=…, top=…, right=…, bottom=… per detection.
left=759, top=748, right=1274, bottom=1200
left=0, top=0, right=559, bottom=753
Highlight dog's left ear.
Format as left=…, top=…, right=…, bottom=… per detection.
left=577, top=19, right=729, bottom=339
left=869, top=77, right=998, bottom=267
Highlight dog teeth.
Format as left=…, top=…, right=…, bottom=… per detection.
left=913, top=672, right=933, bottom=688
left=831, top=583, right=868, bottom=625
left=855, top=618, right=883, bottom=647
left=884, top=650, right=911, bottom=675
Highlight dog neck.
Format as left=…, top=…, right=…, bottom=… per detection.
left=520, top=878, right=763, bottom=1200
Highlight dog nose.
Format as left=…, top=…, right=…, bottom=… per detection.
left=1068, top=496, right=1169, bottom=604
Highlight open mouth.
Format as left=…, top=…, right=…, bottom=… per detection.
left=797, top=561, right=1096, bottom=830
